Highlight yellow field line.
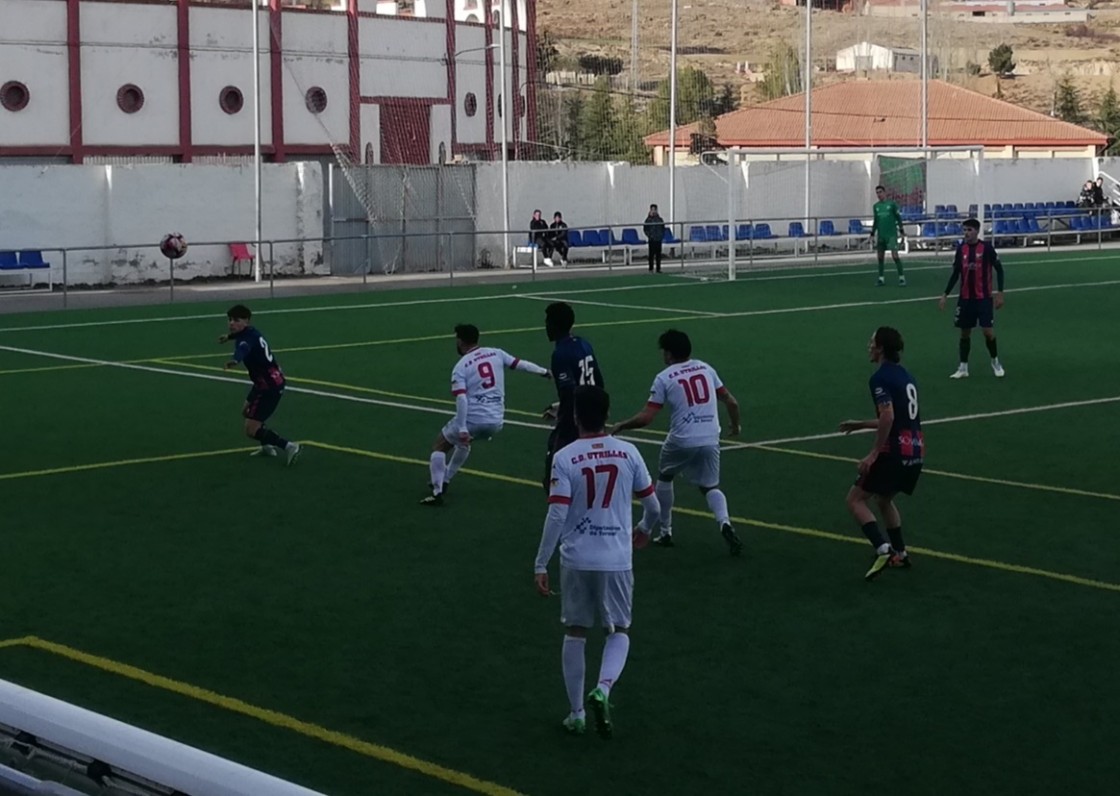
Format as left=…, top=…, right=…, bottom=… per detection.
left=304, top=440, right=1120, bottom=595
left=5, top=636, right=524, bottom=796
left=0, top=636, right=34, bottom=649
left=0, top=447, right=250, bottom=482
left=753, top=444, right=1120, bottom=502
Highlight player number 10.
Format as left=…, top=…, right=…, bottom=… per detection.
left=580, top=464, right=619, bottom=509
left=676, top=374, right=711, bottom=406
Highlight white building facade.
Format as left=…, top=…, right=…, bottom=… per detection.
left=0, top=0, right=536, bottom=164
left=835, top=41, right=936, bottom=74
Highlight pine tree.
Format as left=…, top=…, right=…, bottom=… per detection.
left=580, top=76, right=618, bottom=160
left=562, top=91, right=586, bottom=160
left=1099, top=84, right=1120, bottom=154
left=988, top=44, right=1015, bottom=77
left=646, top=67, right=717, bottom=131
left=761, top=43, right=802, bottom=101
left=1054, top=74, right=1085, bottom=125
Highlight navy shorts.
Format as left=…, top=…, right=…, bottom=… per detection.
left=855, top=454, right=922, bottom=497
left=244, top=387, right=284, bottom=422
left=955, top=298, right=994, bottom=329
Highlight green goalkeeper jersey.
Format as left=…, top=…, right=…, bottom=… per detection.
left=873, top=200, right=902, bottom=239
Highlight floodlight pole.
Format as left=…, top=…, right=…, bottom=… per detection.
left=498, top=4, right=511, bottom=269
left=921, top=0, right=929, bottom=149
left=668, top=0, right=678, bottom=225
left=803, top=0, right=812, bottom=229
left=252, top=0, right=263, bottom=282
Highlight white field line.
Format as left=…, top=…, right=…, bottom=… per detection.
left=725, top=394, right=1120, bottom=451
left=4, top=343, right=1119, bottom=462
left=0, top=252, right=1110, bottom=334
left=513, top=295, right=723, bottom=316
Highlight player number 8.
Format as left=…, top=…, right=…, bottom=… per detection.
left=905, top=383, right=919, bottom=420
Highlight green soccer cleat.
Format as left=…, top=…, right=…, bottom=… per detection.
left=587, top=687, right=613, bottom=739
left=561, top=714, right=586, bottom=735
left=865, top=552, right=892, bottom=581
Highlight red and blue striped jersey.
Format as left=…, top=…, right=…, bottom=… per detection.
left=944, top=239, right=1005, bottom=300
left=869, top=361, right=924, bottom=462
left=231, top=327, right=286, bottom=391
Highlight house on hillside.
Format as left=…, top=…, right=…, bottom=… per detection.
left=835, top=42, right=938, bottom=74
left=643, top=80, right=1108, bottom=165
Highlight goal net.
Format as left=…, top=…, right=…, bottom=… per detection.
left=687, top=146, right=986, bottom=281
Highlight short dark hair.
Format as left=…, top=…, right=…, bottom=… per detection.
left=227, top=304, right=252, bottom=321
left=574, top=385, right=610, bottom=432
left=658, top=329, right=692, bottom=361
left=963, top=217, right=981, bottom=230
left=875, top=184, right=886, bottom=191
left=545, top=302, right=575, bottom=338
left=875, top=326, right=904, bottom=363
left=454, top=323, right=480, bottom=345
left=554, top=211, right=563, bottom=218
left=650, top=203, right=658, bottom=210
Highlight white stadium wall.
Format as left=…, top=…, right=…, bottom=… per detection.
left=0, top=0, right=532, bottom=164
left=0, top=164, right=324, bottom=285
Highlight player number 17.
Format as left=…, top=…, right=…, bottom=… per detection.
left=580, top=464, right=619, bottom=509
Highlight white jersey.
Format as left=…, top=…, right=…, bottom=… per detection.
left=450, top=346, right=545, bottom=426
left=648, top=359, right=726, bottom=448
left=547, top=435, right=655, bottom=572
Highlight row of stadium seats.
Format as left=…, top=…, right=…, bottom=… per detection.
left=0, top=249, right=53, bottom=289
left=903, top=201, right=1097, bottom=221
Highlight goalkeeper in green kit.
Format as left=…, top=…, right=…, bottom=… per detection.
left=869, top=185, right=906, bottom=287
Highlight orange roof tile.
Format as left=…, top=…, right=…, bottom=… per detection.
left=644, top=80, right=1107, bottom=149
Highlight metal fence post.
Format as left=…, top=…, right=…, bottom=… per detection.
left=62, top=249, right=69, bottom=309
left=268, top=241, right=275, bottom=298
left=168, top=255, right=174, bottom=303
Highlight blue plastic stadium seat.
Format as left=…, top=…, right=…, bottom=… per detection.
left=788, top=221, right=806, bottom=238
left=968, top=204, right=979, bottom=217
left=848, top=219, right=865, bottom=235
left=946, top=204, right=958, bottom=216
left=0, top=251, right=18, bottom=269
left=705, top=225, right=723, bottom=242
left=921, top=222, right=938, bottom=238
left=663, top=229, right=680, bottom=244
left=16, top=250, right=48, bottom=268
left=819, top=220, right=837, bottom=236
left=947, top=222, right=963, bottom=237
left=567, top=229, right=584, bottom=247
left=598, top=229, right=612, bottom=246
left=752, top=223, right=774, bottom=239
left=736, top=223, right=752, bottom=240
left=689, top=226, right=708, bottom=242
left=621, top=228, right=642, bottom=246
left=581, top=230, right=601, bottom=246
left=994, top=220, right=1009, bottom=236
left=1025, top=217, right=1042, bottom=234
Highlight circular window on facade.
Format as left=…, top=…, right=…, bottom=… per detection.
left=464, top=92, right=478, bottom=117
left=305, top=86, right=328, bottom=114
left=117, top=84, right=145, bottom=114
left=219, top=85, right=244, bottom=115
left=0, top=81, right=29, bottom=112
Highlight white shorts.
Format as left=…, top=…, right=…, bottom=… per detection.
left=559, top=567, right=633, bottom=631
left=441, top=419, right=502, bottom=446
left=658, top=442, right=721, bottom=488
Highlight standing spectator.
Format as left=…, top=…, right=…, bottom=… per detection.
left=529, top=209, right=549, bottom=252
left=643, top=204, right=665, bottom=273
left=1092, top=176, right=1107, bottom=207
left=545, top=211, right=569, bottom=267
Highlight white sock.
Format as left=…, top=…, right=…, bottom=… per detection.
left=704, top=488, right=730, bottom=526
left=562, top=635, right=587, bottom=715
left=655, top=480, right=675, bottom=535
left=446, top=446, right=471, bottom=482
left=597, top=632, right=631, bottom=696
left=428, top=451, right=446, bottom=494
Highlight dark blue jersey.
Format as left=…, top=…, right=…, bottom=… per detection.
left=869, top=361, right=923, bottom=462
left=231, top=326, right=286, bottom=391
left=551, top=335, right=605, bottom=440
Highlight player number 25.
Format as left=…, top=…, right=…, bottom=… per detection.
left=478, top=361, right=496, bottom=388
left=580, top=464, right=619, bottom=509
left=905, top=383, right=919, bottom=420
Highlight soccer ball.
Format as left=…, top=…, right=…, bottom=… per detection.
left=159, top=232, right=188, bottom=260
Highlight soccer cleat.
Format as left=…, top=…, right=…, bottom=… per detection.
left=949, top=366, right=969, bottom=380
left=991, top=360, right=1006, bottom=378
left=560, top=259, right=568, bottom=267
left=898, top=276, right=907, bottom=287
left=250, top=445, right=278, bottom=457
left=876, top=276, right=885, bottom=287
left=284, top=442, right=301, bottom=466
left=587, top=687, right=613, bottom=739
left=653, top=532, right=675, bottom=548
left=543, top=257, right=554, bottom=267
left=865, top=552, right=892, bottom=581
left=419, top=492, right=444, bottom=506
left=889, top=552, right=912, bottom=569
left=721, top=523, right=743, bottom=557
left=561, top=714, right=586, bottom=735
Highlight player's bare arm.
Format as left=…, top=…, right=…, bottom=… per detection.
left=717, top=389, right=742, bottom=436
left=858, top=404, right=894, bottom=474
left=223, top=359, right=239, bottom=370
left=610, top=404, right=661, bottom=436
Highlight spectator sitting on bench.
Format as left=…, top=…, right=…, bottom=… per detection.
left=544, top=211, right=569, bottom=267
left=529, top=209, right=549, bottom=251
left=1078, top=180, right=1095, bottom=208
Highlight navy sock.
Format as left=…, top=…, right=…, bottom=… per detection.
left=985, top=336, right=998, bottom=359
left=959, top=337, right=971, bottom=364
left=887, top=527, right=905, bottom=552
left=861, top=521, right=887, bottom=549
left=253, top=426, right=289, bottom=449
